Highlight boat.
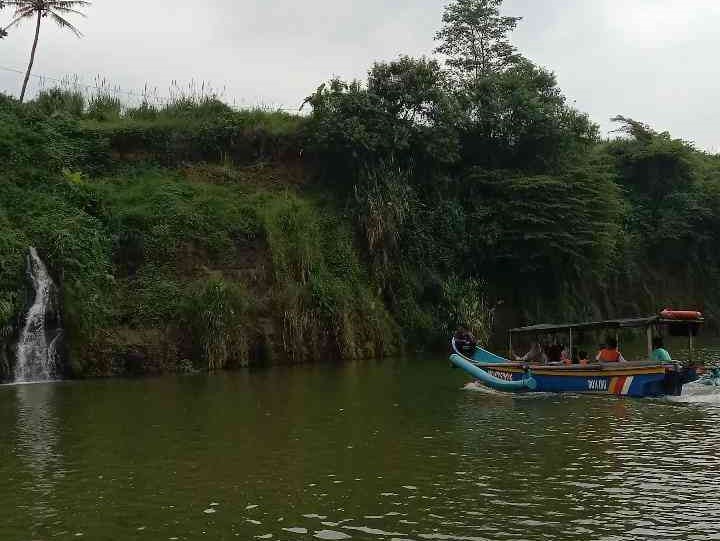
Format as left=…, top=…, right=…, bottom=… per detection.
left=449, top=311, right=706, bottom=397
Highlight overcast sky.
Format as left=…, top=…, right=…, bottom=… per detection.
left=1, top=0, right=718, bottom=151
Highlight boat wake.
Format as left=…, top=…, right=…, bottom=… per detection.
left=667, top=381, right=720, bottom=405
left=462, top=381, right=555, bottom=399
left=463, top=381, right=507, bottom=395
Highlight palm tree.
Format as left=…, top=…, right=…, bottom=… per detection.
left=3, top=1, right=90, bottom=102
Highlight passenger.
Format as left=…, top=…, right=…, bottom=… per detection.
left=578, top=350, right=590, bottom=366
left=547, top=343, right=564, bottom=364
left=561, top=346, right=573, bottom=366
left=513, top=340, right=547, bottom=364
left=650, top=336, right=672, bottom=363
left=596, top=337, right=626, bottom=363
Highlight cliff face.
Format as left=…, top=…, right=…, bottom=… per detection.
left=82, top=164, right=401, bottom=376
left=0, top=104, right=399, bottom=378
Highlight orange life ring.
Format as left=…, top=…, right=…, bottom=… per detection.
left=660, top=309, right=702, bottom=320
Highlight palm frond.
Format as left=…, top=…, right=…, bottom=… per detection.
left=49, top=7, right=88, bottom=17
left=51, top=1, right=92, bottom=7
left=49, top=12, right=82, bottom=36
left=3, top=13, right=28, bottom=30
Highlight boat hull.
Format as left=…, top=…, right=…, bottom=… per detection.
left=477, top=364, right=671, bottom=397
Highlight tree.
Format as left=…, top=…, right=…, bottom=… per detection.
left=304, top=58, right=461, bottom=181
left=3, top=1, right=90, bottom=102
left=607, top=116, right=697, bottom=198
left=434, top=0, right=521, bottom=83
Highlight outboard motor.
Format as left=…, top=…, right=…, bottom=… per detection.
left=663, top=365, right=685, bottom=396
left=664, top=364, right=700, bottom=396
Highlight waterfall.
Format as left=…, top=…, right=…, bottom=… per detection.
left=14, top=248, right=62, bottom=383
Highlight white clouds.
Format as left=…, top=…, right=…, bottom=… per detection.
left=603, top=0, right=720, bottom=46
left=0, top=0, right=717, bottom=151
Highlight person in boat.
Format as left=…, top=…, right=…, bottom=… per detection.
left=513, top=340, right=547, bottom=364
left=453, top=327, right=477, bottom=356
left=561, top=347, right=574, bottom=365
left=596, top=337, right=626, bottom=363
left=546, top=343, right=564, bottom=364
left=578, top=350, right=590, bottom=366
left=650, top=336, right=672, bottom=362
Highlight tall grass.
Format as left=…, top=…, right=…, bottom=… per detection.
left=260, top=192, right=397, bottom=361
left=186, top=277, right=254, bottom=370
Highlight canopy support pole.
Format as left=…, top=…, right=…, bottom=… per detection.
left=689, top=326, right=694, bottom=362
left=646, top=325, right=653, bottom=359
left=569, top=328, right=574, bottom=361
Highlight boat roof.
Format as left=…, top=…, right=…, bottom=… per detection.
left=510, top=315, right=704, bottom=335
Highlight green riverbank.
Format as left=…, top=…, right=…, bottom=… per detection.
left=3, top=0, right=720, bottom=376
left=2, top=81, right=720, bottom=378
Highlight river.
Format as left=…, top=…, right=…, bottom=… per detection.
left=1, top=352, right=720, bottom=541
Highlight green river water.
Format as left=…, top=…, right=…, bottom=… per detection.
left=2, top=349, right=720, bottom=541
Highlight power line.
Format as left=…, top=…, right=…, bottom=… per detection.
left=0, top=64, right=304, bottom=112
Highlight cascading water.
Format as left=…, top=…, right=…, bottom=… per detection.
left=14, top=247, right=62, bottom=383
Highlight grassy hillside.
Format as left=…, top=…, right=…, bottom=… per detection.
left=0, top=94, right=396, bottom=378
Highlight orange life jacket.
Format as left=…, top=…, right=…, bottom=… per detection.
left=598, top=348, right=621, bottom=362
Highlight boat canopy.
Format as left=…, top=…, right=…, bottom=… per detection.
left=510, top=315, right=704, bottom=335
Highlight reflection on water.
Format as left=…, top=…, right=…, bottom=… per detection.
left=0, top=357, right=719, bottom=540
left=14, top=383, right=63, bottom=533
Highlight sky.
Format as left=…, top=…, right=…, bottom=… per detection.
left=1, top=0, right=718, bottom=152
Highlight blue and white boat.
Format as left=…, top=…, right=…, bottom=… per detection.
left=450, top=312, right=705, bottom=398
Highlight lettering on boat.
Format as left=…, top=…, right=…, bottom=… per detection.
left=588, top=378, right=608, bottom=391
left=488, top=370, right=514, bottom=382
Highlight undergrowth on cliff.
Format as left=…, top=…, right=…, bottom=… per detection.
left=259, top=191, right=397, bottom=361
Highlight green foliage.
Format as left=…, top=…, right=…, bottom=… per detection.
left=259, top=192, right=397, bottom=360
left=186, top=277, right=254, bottom=370
left=304, top=64, right=460, bottom=181
left=441, top=276, right=495, bottom=345
left=607, top=116, right=697, bottom=198
left=354, top=162, right=416, bottom=283
left=32, top=88, right=85, bottom=118
left=434, top=0, right=522, bottom=80
left=462, top=168, right=623, bottom=281
left=0, top=207, right=27, bottom=333
left=93, top=168, right=258, bottom=265
left=86, top=92, right=123, bottom=121
left=81, top=108, right=303, bottom=165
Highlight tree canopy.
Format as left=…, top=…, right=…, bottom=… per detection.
left=434, top=0, right=522, bottom=82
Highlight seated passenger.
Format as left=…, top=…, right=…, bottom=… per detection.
left=513, top=340, right=547, bottom=364
left=546, top=343, right=564, bottom=364
left=578, top=350, right=590, bottom=366
left=650, top=336, right=672, bottom=363
left=561, top=346, right=573, bottom=366
left=596, top=337, right=626, bottom=363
